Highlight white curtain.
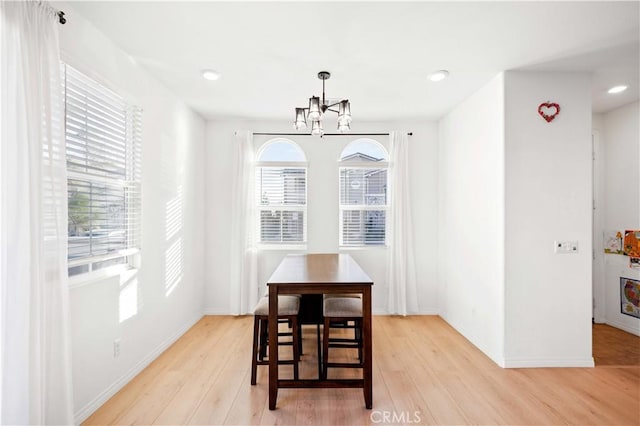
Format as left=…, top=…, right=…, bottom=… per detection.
left=229, top=131, right=258, bottom=314
left=0, top=1, right=74, bottom=424
left=386, top=131, right=419, bottom=315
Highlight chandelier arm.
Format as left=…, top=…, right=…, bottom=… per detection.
left=325, top=101, right=343, bottom=109
left=325, top=108, right=340, bottom=114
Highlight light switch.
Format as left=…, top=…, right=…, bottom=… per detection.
left=555, top=241, right=579, bottom=254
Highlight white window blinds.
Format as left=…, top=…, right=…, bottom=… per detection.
left=256, top=167, right=307, bottom=244
left=339, top=167, right=387, bottom=246
left=338, top=139, right=389, bottom=247
left=64, top=65, right=142, bottom=276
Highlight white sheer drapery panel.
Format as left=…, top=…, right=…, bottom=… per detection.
left=0, top=2, right=74, bottom=424
left=229, top=131, right=258, bottom=314
left=386, top=131, right=419, bottom=315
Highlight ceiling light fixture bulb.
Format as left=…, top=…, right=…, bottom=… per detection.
left=201, top=69, right=220, bottom=81
left=429, top=70, right=450, bottom=82
left=607, top=85, right=628, bottom=94
left=311, top=120, right=323, bottom=136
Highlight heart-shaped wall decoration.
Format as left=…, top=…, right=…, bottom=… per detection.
left=538, top=102, right=560, bottom=122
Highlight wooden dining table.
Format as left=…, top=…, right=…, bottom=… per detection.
left=267, top=253, right=374, bottom=410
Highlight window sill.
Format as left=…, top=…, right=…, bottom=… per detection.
left=69, top=264, right=137, bottom=290
left=257, top=244, right=308, bottom=251
left=339, top=245, right=388, bottom=251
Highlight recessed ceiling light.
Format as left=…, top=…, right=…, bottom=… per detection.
left=429, top=70, right=450, bottom=82
left=201, top=69, right=220, bottom=81
left=607, top=85, right=627, bottom=94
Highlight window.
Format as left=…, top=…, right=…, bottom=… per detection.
left=339, top=139, right=388, bottom=246
left=63, top=65, right=142, bottom=276
left=255, top=140, right=307, bottom=245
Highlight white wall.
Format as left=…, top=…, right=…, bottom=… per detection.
left=592, top=114, right=606, bottom=323
left=59, top=4, right=206, bottom=422
left=439, top=71, right=595, bottom=368
left=601, top=102, right=640, bottom=335
left=438, top=74, right=506, bottom=366
left=603, top=101, right=640, bottom=229
left=204, top=120, right=438, bottom=315
left=504, top=71, right=593, bottom=367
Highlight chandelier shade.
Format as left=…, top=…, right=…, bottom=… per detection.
left=338, top=100, right=352, bottom=125
left=310, top=120, right=323, bottom=136
left=294, top=108, right=307, bottom=129
left=307, top=96, right=321, bottom=121
left=293, top=71, right=351, bottom=136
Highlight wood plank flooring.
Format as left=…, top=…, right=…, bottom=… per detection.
left=83, top=316, right=640, bottom=425
left=593, top=323, right=640, bottom=366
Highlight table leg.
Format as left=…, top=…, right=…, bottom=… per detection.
left=316, top=323, right=322, bottom=379
left=268, top=287, right=278, bottom=410
left=363, top=286, right=373, bottom=409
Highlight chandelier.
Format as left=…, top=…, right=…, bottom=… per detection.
left=293, top=71, right=352, bottom=135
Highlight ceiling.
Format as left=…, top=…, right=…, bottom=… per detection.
left=65, top=1, right=639, bottom=122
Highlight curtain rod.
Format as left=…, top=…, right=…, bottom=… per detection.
left=252, top=132, right=412, bottom=137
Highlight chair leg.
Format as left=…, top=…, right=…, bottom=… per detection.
left=250, top=316, right=260, bottom=385
left=316, top=323, right=322, bottom=379
left=292, top=316, right=300, bottom=380
left=258, top=318, right=268, bottom=360
left=322, top=318, right=330, bottom=380
left=298, top=323, right=303, bottom=355
left=356, top=319, right=363, bottom=363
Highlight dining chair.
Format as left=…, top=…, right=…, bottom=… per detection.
left=321, top=294, right=363, bottom=380
left=250, top=295, right=300, bottom=385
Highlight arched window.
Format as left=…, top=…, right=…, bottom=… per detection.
left=256, top=139, right=307, bottom=244
left=257, top=139, right=306, bottom=162
left=338, top=139, right=389, bottom=246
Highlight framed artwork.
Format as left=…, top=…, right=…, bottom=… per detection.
left=604, top=230, right=623, bottom=254
left=620, top=277, right=640, bottom=319
left=623, top=230, right=640, bottom=257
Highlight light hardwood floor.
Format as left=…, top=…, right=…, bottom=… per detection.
left=83, top=316, right=640, bottom=425
left=593, top=323, right=640, bottom=366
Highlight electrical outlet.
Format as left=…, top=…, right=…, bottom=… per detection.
left=555, top=241, right=579, bottom=254
left=113, top=339, right=121, bottom=358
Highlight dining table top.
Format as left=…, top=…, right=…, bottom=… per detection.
left=267, top=253, right=374, bottom=286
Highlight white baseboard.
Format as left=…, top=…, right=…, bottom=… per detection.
left=503, top=357, right=595, bottom=368
left=73, top=312, right=203, bottom=425
left=605, top=319, right=640, bottom=336
left=201, top=308, right=441, bottom=317
left=373, top=309, right=440, bottom=315
left=203, top=306, right=234, bottom=315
